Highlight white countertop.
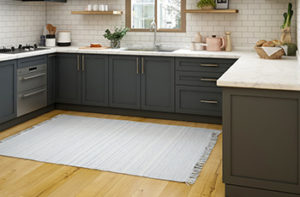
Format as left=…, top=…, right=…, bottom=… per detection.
left=0, top=46, right=299, bottom=91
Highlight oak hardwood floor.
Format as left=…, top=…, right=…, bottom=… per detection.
left=0, top=110, right=223, bottom=197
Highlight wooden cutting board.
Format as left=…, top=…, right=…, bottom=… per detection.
left=79, top=46, right=110, bottom=50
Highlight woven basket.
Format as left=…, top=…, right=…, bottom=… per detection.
left=255, top=47, right=285, bottom=59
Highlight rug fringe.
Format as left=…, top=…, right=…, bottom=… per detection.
left=186, top=130, right=221, bottom=184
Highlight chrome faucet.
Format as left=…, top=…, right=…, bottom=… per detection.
left=150, top=21, right=160, bottom=50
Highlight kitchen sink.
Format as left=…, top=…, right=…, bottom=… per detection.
left=124, top=48, right=175, bottom=52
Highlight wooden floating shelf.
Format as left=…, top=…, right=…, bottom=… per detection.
left=71, top=11, right=123, bottom=15
left=185, top=9, right=239, bottom=14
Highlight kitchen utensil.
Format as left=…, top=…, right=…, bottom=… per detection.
left=57, top=31, right=71, bottom=46
left=206, top=35, right=225, bottom=51
left=46, top=24, right=56, bottom=35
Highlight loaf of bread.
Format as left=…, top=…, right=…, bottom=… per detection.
left=262, top=41, right=275, bottom=47
left=272, top=40, right=283, bottom=47
left=256, top=40, right=267, bottom=47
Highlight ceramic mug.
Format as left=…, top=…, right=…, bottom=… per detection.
left=87, top=4, right=92, bottom=11
left=99, top=4, right=105, bottom=11
left=93, top=4, right=99, bottom=11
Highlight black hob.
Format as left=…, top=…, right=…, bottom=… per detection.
left=0, top=44, right=48, bottom=54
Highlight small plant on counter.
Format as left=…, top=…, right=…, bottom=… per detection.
left=197, top=0, right=216, bottom=9
left=280, top=3, right=293, bottom=43
left=103, top=27, right=129, bottom=48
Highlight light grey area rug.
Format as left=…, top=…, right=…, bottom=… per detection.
left=0, top=114, right=221, bottom=184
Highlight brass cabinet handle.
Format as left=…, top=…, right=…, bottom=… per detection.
left=48, top=54, right=56, bottom=57
left=136, top=57, right=139, bottom=74
left=82, top=55, right=85, bottom=71
left=200, top=78, right=217, bottom=82
left=200, top=100, right=218, bottom=104
left=77, top=55, right=80, bottom=71
left=142, top=57, right=144, bottom=74
left=200, top=63, right=218, bottom=67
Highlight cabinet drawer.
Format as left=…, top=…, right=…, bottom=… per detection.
left=17, top=87, right=47, bottom=117
left=17, top=55, right=47, bottom=69
left=176, top=86, right=222, bottom=116
left=176, top=71, right=223, bottom=87
left=176, top=57, right=236, bottom=72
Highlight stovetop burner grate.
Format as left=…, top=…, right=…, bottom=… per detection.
left=0, top=44, right=47, bottom=54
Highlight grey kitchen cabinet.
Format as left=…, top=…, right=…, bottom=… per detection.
left=223, top=88, right=300, bottom=196
left=141, top=56, right=175, bottom=112
left=176, top=86, right=222, bottom=116
left=109, top=55, right=141, bottom=109
left=82, top=54, right=109, bottom=106
left=55, top=53, right=81, bottom=104
left=0, top=60, right=17, bottom=124
left=56, top=54, right=109, bottom=106
left=175, top=57, right=236, bottom=117
left=109, top=55, right=175, bottom=112
left=47, top=54, right=56, bottom=105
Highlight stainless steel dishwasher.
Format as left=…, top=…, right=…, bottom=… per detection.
left=17, top=63, right=47, bottom=117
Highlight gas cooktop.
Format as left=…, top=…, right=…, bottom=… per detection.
left=0, top=44, right=48, bottom=54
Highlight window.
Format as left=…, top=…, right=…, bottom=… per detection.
left=126, top=0, right=186, bottom=32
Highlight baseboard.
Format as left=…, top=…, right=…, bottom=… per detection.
left=226, top=185, right=300, bottom=197
left=55, top=103, right=222, bottom=124
left=0, top=104, right=221, bottom=132
left=0, top=105, right=55, bottom=132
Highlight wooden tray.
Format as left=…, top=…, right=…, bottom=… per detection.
left=79, top=46, right=110, bottom=50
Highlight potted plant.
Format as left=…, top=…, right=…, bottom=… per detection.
left=103, top=27, right=129, bottom=48
left=197, top=0, right=216, bottom=9
left=280, top=3, right=293, bottom=43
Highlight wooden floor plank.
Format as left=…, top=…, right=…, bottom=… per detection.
left=0, top=110, right=224, bottom=197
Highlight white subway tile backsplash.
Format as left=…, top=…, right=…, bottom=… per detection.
left=0, top=0, right=45, bottom=47
left=0, top=0, right=296, bottom=50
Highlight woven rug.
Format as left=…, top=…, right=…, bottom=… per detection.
left=0, top=114, right=221, bottom=184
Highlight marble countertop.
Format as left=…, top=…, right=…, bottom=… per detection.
left=0, top=46, right=299, bottom=91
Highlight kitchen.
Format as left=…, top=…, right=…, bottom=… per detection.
left=0, top=0, right=299, bottom=196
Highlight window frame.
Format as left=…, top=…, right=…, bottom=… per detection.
left=125, top=0, right=186, bottom=32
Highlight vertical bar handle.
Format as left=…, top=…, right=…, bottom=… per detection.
left=136, top=57, right=139, bottom=74
left=82, top=55, right=85, bottom=71
left=77, top=55, right=80, bottom=71
left=142, top=57, right=144, bottom=74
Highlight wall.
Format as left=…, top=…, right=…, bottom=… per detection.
left=0, top=0, right=46, bottom=47
left=297, top=0, right=300, bottom=52
left=47, top=0, right=296, bottom=49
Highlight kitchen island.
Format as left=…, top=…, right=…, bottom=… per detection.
left=217, top=54, right=300, bottom=196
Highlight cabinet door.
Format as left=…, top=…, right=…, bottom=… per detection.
left=47, top=54, right=56, bottom=105
left=223, top=88, right=300, bottom=195
left=82, top=54, right=109, bottom=106
left=55, top=54, right=81, bottom=104
left=0, top=60, right=17, bottom=124
left=141, top=57, right=175, bottom=112
left=109, top=56, right=140, bottom=109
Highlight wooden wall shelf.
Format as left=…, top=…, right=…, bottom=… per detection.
left=185, top=9, right=239, bottom=14
left=71, top=11, right=123, bottom=15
